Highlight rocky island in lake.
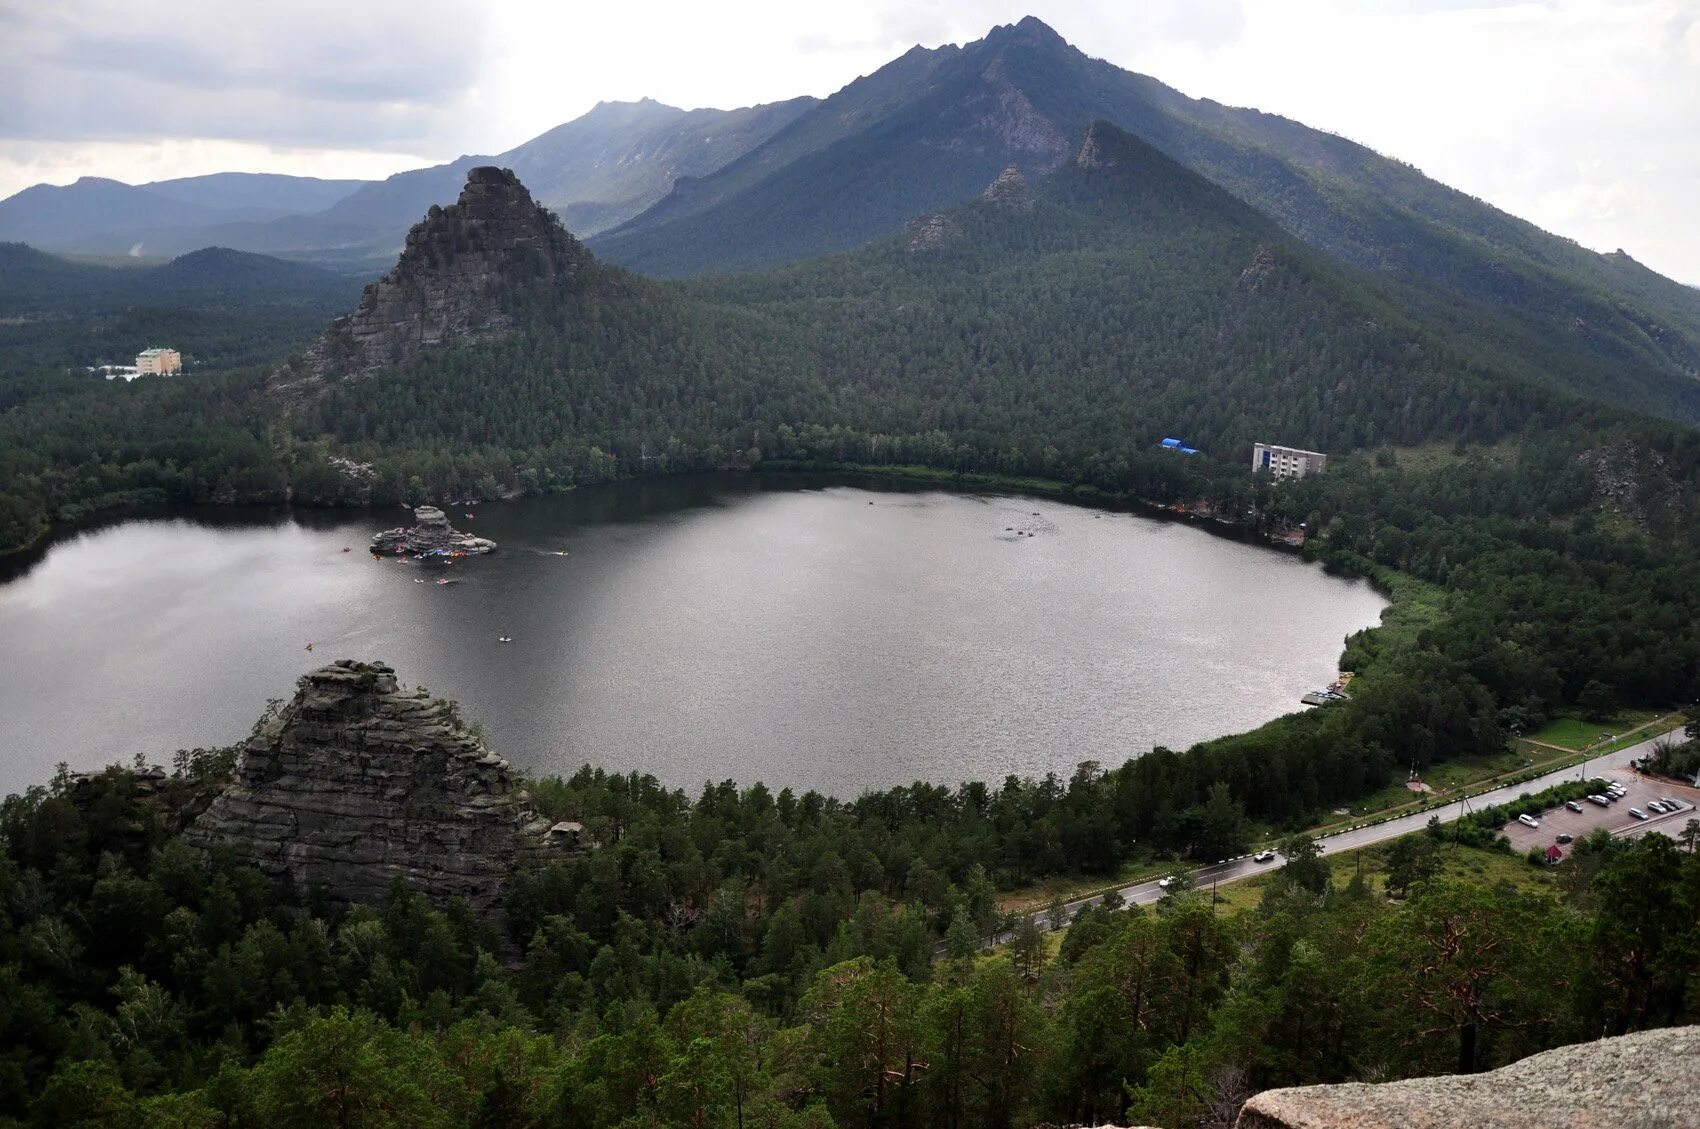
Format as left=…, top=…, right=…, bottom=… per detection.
left=370, top=504, right=496, bottom=557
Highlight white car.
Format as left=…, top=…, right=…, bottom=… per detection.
left=1517, top=814, right=1540, bottom=828
left=1157, top=875, right=1179, bottom=890
left=1629, top=808, right=1648, bottom=821
left=1253, top=850, right=1276, bottom=863
left=1647, top=801, right=1667, bottom=814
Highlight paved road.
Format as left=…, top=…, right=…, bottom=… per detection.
left=989, top=725, right=1687, bottom=944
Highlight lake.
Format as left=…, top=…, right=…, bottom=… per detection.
left=0, top=474, right=1387, bottom=798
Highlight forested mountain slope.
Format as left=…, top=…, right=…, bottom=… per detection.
left=0, top=244, right=362, bottom=315
left=270, top=125, right=1576, bottom=502
left=684, top=123, right=1607, bottom=463
left=0, top=244, right=367, bottom=416
left=594, top=17, right=1700, bottom=426
left=0, top=178, right=275, bottom=247
left=4, top=132, right=1687, bottom=542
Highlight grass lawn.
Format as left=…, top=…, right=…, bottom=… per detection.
left=1305, top=711, right=1685, bottom=837
left=1201, top=839, right=1557, bottom=918
left=1361, top=438, right=1521, bottom=476
left=1520, top=709, right=1669, bottom=752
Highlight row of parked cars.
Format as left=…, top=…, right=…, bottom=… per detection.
left=1574, top=779, right=1683, bottom=822
left=1514, top=778, right=1687, bottom=831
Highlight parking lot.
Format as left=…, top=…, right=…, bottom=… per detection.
left=1499, top=767, right=1696, bottom=856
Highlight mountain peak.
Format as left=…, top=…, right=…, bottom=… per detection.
left=982, top=15, right=1072, bottom=53
left=982, top=164, right=1035, bottom=211
left=283, top=167, right=586, bottom=387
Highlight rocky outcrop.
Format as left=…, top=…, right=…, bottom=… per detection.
left=184, top=660, right=571, bottom=918
left=1237, top=245, right=1280, bottom=293
left=1582, top=442, right=1674, bottom=526
left=906, top=213, right=964, bottom=252
left=1235, top=1026, right=1700, bottom=1129
left=1075, top=121, right=1123, bottom=171
left=370, top=505, right=496, bottom=556
left=279, top=166, right=585, bottom=388
left=981, top=164, right=1035, bottom=211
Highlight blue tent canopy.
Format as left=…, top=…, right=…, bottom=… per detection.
left=1161, top=437, right=1183, bottom=448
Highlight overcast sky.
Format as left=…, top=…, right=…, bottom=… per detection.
left=2, top=0, right=1697, bottom=282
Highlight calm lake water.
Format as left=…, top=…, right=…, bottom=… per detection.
left=0, top=474, right=1386, bottom=798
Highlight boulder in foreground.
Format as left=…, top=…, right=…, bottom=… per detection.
left=1235, top=1024, right=1700, bottom=1129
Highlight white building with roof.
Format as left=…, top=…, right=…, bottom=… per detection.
left=1253, top=442, right=1327, bottom=479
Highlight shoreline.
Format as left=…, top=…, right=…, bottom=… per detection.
left=2, top=468, right=1402, bottom=806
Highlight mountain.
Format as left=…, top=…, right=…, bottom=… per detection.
left=0, top=178, right=251, bottom=247
left=140, top=172, right=367, bottom=214
left=0, top=173, right=368, bottom=252
left=0, top=98, right=816, bottom=267
left=501, top=96, right=818, bottom=235
left=0, top=243, right=370, bottom=388
left=277, top=133, right=1592, bottom=486
left=282, top=166, right=594, bottom=388
left=0, top=242, right=361, bottom=313
left=589, top=17, right=1700, bottom=425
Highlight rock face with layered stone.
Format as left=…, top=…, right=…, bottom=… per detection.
left=1234, top=1025, right=1700, bottom=1129
left=369, top=505, right=496, bottom=556
left=279, top=166, right=585, bottom=389
left=184, top=660, right=565, bottom=917
left=1075, top=120, right=1123, bottom=171
left=981, top=164, right=1035, bottom=211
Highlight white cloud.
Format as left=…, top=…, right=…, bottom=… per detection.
left=0, top=0, right=491, bottom=148
left=0, top=138, right=431, bottom=193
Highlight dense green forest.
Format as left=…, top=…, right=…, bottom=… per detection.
left=5, top=119, right=1700, bottom=1125
left=0, top=243, right=366, bottom=422
left=2, top=749, right=1697, bottom=1128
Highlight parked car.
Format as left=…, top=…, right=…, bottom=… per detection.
left=1253, top=850, right=1276, bottom=863
left=1629, top=808, right=1649, bottom=821
left=1648, top=801, right=1667, bottom=813
left=1587, top=795, right=1611, bottom=807
left=1660, top=796, right=1682, bottom=808
left=1565, top=801, right=1584, bottom=813
left=1517, top=814, right=1540, bottom=828
left=1556, top=833, right=1574, bottom=844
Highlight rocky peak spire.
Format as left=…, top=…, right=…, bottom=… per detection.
left=280, top=166, right=586, bottom=388
left=184, top=660, right=571, bottom=920
left=1075, top=121, right=1126, bottom=171
left=981, top=164, right=1035, bottom=211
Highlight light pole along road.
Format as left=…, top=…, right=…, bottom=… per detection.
left=989, top=724, right=1687, bottom=946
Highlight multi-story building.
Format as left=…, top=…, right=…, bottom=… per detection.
left=136, top=347, right=182, bottom=375
left=1253, top=442, right=1327, bottom=479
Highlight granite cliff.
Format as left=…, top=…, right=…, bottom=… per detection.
left=279, top=166, right=586, bottom=388
left=185, top=660, right=574, bottom=918
left=981, top=163, right=1035, bottom=211
left=1231, top=1024, right=1698, bottom=1128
